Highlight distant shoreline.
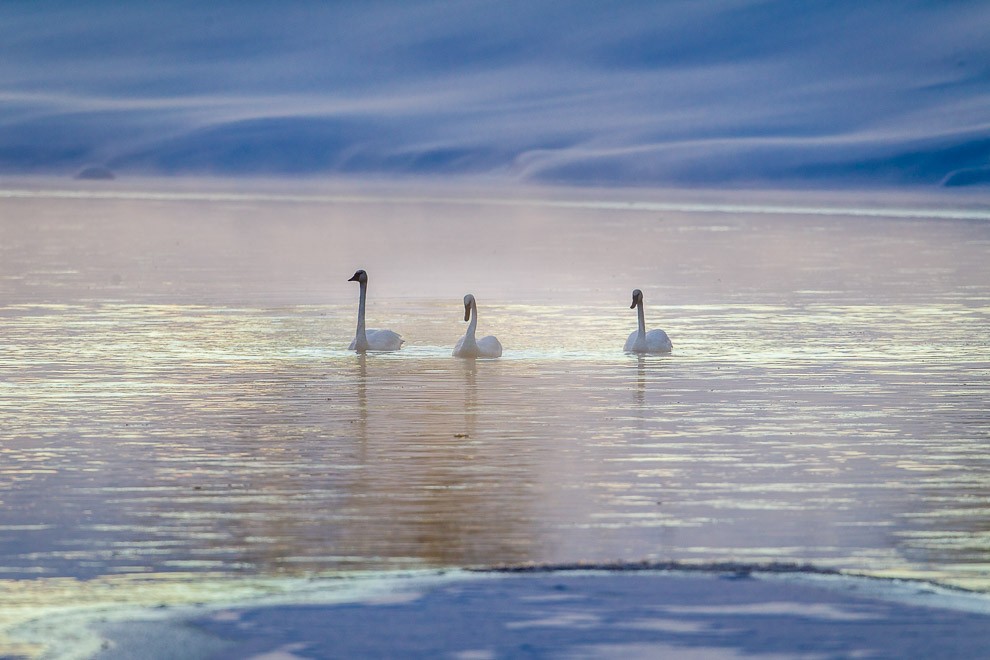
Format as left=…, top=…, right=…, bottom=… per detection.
left=3, top=178, right=989, bottom=222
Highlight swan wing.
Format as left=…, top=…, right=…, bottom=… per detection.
left=477, top=335, right=502, bottom=358
left=366, top=329, right=404, bottom=351
left=645, top=329, right=672, bottom=353
left=623, top=330, right=640, bottom=352
left=453, top=335, right=501, bottom=358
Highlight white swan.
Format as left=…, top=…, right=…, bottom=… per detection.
left=347, top=269, right=403, bottom=352
left=453, top=294, right=502, bottom=358
left=624, top=288, right=672, bottom=353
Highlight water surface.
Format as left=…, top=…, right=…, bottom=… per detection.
left=1, top=182, right=989, bottom=652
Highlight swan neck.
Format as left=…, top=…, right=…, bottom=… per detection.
left=637, top=299, right=646, bottom=338
left=466, top=298, right=479, bottom=341
left=355, top=280, right=368, bottom=348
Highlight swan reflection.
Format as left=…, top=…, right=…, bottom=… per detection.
left=459, top=358, right=478, bottom=439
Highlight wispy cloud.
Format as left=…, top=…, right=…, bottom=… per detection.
left=1, top=0, right=988, bottom=186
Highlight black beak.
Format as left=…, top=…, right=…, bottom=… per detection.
left=348, top=274, right=359, bottom=282
left=464, top=304, right=471, bottom=322
left=630, top=298, right=637, bottom=309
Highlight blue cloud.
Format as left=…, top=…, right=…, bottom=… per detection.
left=1, top=0, right=988, bottom=186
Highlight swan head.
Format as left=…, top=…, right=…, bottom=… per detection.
left=348, top=269, right=368, bottom=283
left=463, top=293, right=475, bottom=322
left=630, top=289, right=643, bottom=309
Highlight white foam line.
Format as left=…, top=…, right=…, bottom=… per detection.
left=2, top=188, right=989, bottom=221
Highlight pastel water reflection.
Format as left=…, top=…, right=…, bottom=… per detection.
left=1, top=185, right=989, bottom=648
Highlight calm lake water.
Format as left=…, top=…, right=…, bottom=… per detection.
left=1, top=180, right=989, bottom=653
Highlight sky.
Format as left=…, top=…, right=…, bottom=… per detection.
left=1, top=0, right=988, bottom=188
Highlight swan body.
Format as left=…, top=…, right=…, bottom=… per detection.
left=624, top=288, right=672, bottom=353
left=348, top=328, right=403, bottom=352
left=347, top=269, right=403, bottom=352
left=453, top=294, right=502, bottom=358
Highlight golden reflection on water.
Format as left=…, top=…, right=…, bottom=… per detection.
left=1, top=186, right=990, bottom=652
